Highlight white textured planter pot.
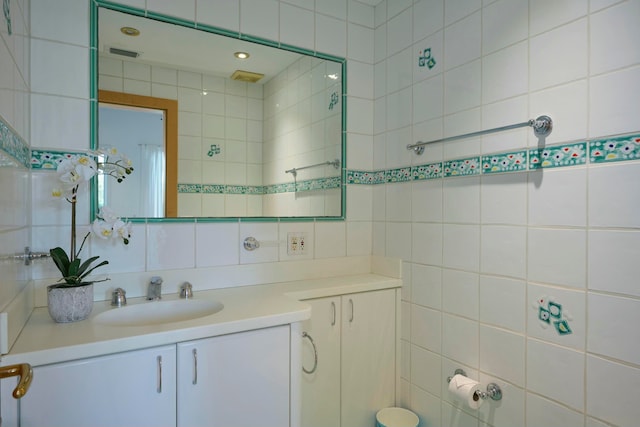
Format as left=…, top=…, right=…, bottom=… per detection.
left=47, top=283, right=94, bottom=323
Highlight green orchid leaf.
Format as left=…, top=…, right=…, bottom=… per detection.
left=68, top=258, right=81, bottom=277
left=49, top=247, right=70, bottom=276
left=76, top=256, right=101, bottom=278
left=80, top=260, right=109, bottom=279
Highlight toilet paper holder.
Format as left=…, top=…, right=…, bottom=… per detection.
left=446, top=369, right=502, bottom=401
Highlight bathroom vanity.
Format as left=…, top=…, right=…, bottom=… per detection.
left=0, top=274, right=400, bottom=427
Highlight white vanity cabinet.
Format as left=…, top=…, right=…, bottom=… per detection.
left=15, top=345, right=177, bottom=427
left=4, top=326, right=292, bottom=427
left=176, top=325, right=291, bottom=427
left=301, top=289, right=397, bottom=427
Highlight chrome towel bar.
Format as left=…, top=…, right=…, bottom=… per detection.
left=285, top=159, right=340, bottom=178
left=407, top=115, right=552, bottom=155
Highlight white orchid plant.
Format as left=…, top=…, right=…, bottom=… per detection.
left=50, top=148, right=134, bottom=287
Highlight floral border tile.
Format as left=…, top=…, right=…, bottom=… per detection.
left=201, top=184, right=227, bottom=194
left=590, top=135, right=640, bottom=163
left=482, top=151, right=527, bottom=174
left=443, top=157, right=480, bottom=177
left=179, top=177, right=341, bottom=195
left=529, top=142, right=586, bottom=169
left=346, top=170, right=386, bottom=185
left=31, top=150, right=72, bottom=170
left=412, top=162, right=443, bottom=180
left=0, top=118, right=30, bottom=168
left=386, top=167, right=412, bottom=183
left=178, top=183, right=202, bottom=193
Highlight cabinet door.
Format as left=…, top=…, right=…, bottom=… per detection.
left=177, top=325, right=290, bottom=427
left=341, top=289, right=396, bottom=427
left=300, top=297, right=341, bottom=427
left=18, top=345, right=176, bottom=427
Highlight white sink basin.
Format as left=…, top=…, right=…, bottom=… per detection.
left=93, top=299, right=224, bottom=327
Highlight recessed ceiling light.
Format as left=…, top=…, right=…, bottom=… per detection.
left=120, top=26, right=140, bottom=36
left=234, top=51, right=250, bottom=59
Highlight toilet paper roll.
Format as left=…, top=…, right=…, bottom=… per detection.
left=448, top=374, right=483, bottom=410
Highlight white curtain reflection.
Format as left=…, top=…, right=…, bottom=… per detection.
left=138, top=144, right=165, bottom=217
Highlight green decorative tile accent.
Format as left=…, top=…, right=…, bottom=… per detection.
left=412, top=162, right=442, bottom=180
left=538, top=306, right=551, bottom=324
left=265, top=182, right=296, bottom=194
left=347, top=170, right=386, bottom=184
left=418, top=48, right=436, bottom=70
left=201, top=184, right=226, bottom=194
left=590, top=134, right=640, bottom=163
left=443, top=157, right=481, bottom=177
left=0, top=118, right=30, bottom=168
left=482, top=151, right=527, bottom=174
left=206, top=144, right=221, bottom=157
left=529, top=142, right=586, bottom=169
left=535, top=295, right=573, bottom=336
left=178, top=184, right=202, bottom=193
left=4, top=0, right=12, bottom=35
left=554, top=319, right=572, bottom=335
left=386, top=167, right=412, bottom=183
left=30, top=150, right=78, bottom=170
left=179, top=177, right=340, bottom=195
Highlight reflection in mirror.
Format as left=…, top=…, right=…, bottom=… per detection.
left=98, top=90, right=178, bottom=217
left=96, top=5, right=345, bottom=219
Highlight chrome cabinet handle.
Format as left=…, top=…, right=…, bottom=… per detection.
left=302, top=332, right=318, bottom=375
left=192, top=348, right=198, bottom=385
left=349, top=298, right=354, bottom=323
left=157, top=355, right=162, bottom=393
left=331, top=301, right=336, bottom=326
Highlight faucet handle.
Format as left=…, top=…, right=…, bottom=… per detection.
left=150, top=276, right=163, bottom=285
left=180, top=282, right=193, bottom=299
left=111, top=288, right=127, bottom=307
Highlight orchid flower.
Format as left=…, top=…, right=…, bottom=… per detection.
left=50, top=152, right=133, bottom=287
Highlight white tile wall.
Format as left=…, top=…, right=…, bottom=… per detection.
left=410, top=345, right=441, bottom=397
left=527, top=228, right=586, bottom=288
left=379, top=1, right=640, bottom=426
left=442, top=313, right=479, bottom=367
left=589, top=162, right=640, bottom=228
left=443, top=12, right=481, bottom=70
left=587, top=292, right=640, bottom=365
left=479, top=275, right=525, bottom=332
left=195, top=0, right=239, bottom=32
left=482, top=42, right=527, bottom=104
left=479, top=325, right=524, bottom=386
left=526, top=393, right=584, bottom=427
left=526, top=339, right=584, bottom=410
left=444, top=60, right=481, bottom=114
left=588, top=230, right=640, bottom=297
left=481, top=0, right=527, bottom=54
left=528, top=168, right=587, bottom=227
left=411, top=305, right=442, bottom=354
left=587, top=355, right=640, bottom=427
left=442, top=268, right=478, bottom=318
left=480, top=225, right=526, bottom=278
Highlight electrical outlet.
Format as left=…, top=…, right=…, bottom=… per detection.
left=287, top=232, right=308, bottom=255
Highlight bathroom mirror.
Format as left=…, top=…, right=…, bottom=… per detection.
left=94, top=2, right=345, bottom=220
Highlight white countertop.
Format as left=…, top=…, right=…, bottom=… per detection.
left=1, top=274, right=400, bottom=367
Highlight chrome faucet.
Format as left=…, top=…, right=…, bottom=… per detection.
left=180, top=282, right=193, bottom=299
left=147, top=276, right=163, bottom=301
